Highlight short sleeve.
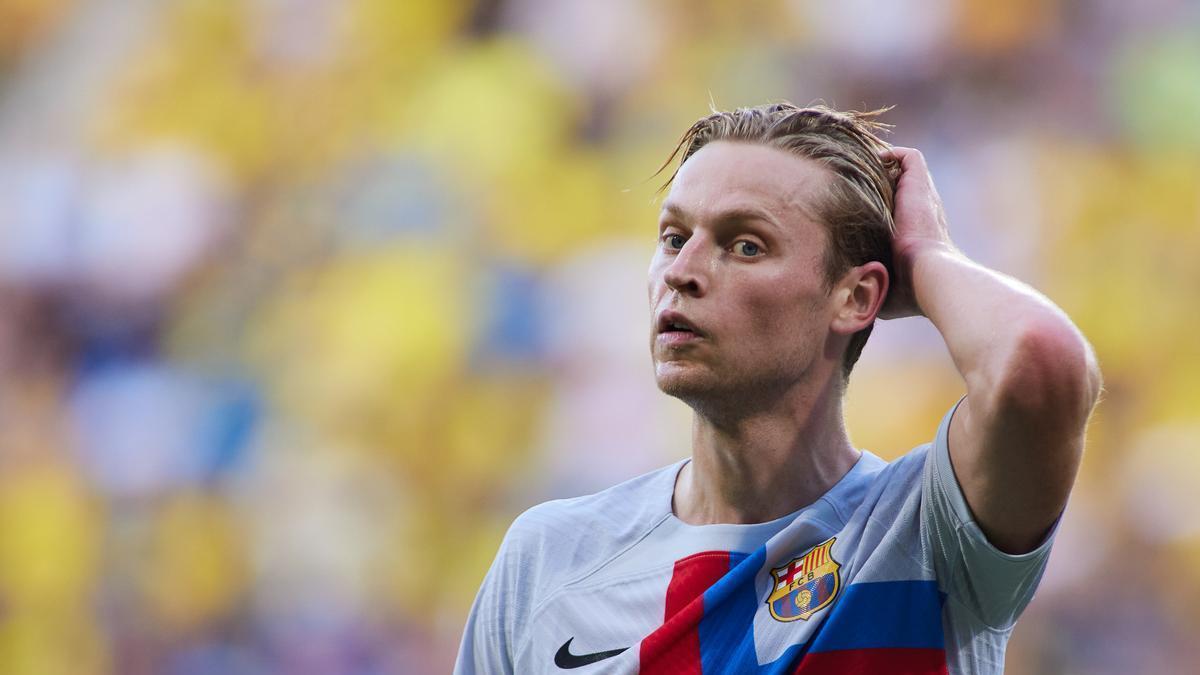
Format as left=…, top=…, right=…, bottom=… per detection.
left=454, top=532, right=522, bottom=675
left=922, top=397, right=1060, bottom=630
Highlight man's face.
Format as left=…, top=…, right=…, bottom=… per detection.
left=648, top=141, right=840, bottom=405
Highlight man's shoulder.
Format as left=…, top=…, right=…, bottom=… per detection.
left=502, top=460, right=683, bottom=556
left=835, top=443, right=934, bottom=520
left=845, top=444, right=930, bottom=491
left=882, top=442, right=932, bottom=480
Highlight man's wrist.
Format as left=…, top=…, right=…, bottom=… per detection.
left=905, top=241, right=970, bottom=317
left=900, top=238, right=962, bottom=270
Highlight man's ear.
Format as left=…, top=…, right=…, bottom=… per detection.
left=829, top=261, right=889, bottom=336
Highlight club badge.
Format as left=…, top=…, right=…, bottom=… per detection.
left=766, top=536, right=841, bottom=622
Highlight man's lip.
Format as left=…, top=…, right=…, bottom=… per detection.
left=656, top=330, right=702, bottom=347
left=656, top=309, right=704, bottom=336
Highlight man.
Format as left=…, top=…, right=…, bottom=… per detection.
left=455, top=103, right=1102, bottom=674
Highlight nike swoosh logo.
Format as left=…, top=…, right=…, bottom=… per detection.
left=554, top=637, right=629, bottom=669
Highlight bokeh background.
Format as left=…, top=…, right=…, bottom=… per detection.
left=1, top=0, right=1199, bottom=673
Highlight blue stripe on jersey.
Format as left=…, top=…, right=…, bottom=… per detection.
left=807, top=580, right=945, bottom=653
left=697, top=548, right=807, bottom=674
left=692, top=545, right=945, bottom=672
left=697, top=549, right=761, bottom=674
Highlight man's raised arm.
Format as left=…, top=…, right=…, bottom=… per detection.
left=881, top=147, right=1103, bottom=555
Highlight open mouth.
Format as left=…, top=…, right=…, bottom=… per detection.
left=657, top=311, right=703, bottom=339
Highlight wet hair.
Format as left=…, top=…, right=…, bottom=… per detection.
left=658, top=102, right=900, bottom=381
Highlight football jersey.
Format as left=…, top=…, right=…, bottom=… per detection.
left=455, top=400, right=1057, bottom=674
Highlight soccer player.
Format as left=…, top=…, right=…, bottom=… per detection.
left=455, top=103, right=1102, bottom=674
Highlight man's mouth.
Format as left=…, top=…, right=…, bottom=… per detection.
left=656, top=310, right=704, bottom=342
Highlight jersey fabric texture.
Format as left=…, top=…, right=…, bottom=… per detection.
left=455, top=400, right=1057, bottom=674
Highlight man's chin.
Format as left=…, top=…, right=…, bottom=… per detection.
left=654, top=364, right=720, bottom=400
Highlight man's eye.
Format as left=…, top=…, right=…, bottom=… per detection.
left=664, top=234, right=686, bottom=250
left=734, top=241, right=761, bottom=256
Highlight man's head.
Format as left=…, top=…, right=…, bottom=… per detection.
left=648, top=103, right=899, bottom=412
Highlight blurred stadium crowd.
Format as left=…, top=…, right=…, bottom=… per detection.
left=1, top=0, right=1199, bottom=673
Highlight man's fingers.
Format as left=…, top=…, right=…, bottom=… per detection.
left=881, top=146, right=926, bottom=172
left=881, top=146, right=936, bottom=193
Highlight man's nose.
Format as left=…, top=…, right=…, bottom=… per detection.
left=663, top=238, right=708, bottom=297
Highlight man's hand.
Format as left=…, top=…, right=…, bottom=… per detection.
left=878, top=147, right=960, bottom=321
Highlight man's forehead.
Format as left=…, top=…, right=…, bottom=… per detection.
left=661, top=142, right=830, bottom=223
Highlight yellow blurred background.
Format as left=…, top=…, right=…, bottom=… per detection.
left=0, top=0, right=1198, bottom=673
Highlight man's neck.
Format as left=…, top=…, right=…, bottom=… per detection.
left=672, top=376, right=861, bottom=526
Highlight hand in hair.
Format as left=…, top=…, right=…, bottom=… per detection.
left=877, top=147, right=962, bottom=320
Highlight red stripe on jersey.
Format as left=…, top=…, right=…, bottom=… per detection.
left=639, top=551, right=731, bottom=675
left=792, top=647, right=949, bottom=674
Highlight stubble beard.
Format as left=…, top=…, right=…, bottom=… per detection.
left=654, top=353, right=809, bottom=425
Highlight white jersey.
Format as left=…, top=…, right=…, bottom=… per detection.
left=456, top=401, right=1057, bottom=674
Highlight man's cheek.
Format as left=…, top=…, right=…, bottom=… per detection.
left=743, top=294, right=793, bottom=336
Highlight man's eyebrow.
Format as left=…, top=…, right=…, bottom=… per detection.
left=659, top=202, right=780, bottom=226
left=659, top=202, right=687, bottom=221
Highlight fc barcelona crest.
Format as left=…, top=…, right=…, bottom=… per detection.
left=766, top=536, right=841, bottom=622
